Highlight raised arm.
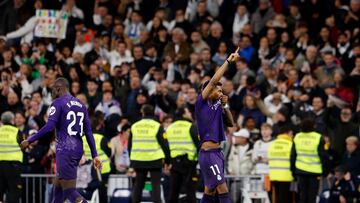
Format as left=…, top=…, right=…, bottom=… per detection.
left=202, top=48, right=239, bottom=100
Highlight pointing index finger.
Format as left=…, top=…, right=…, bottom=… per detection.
left=235, top=46, right=240, bottom=54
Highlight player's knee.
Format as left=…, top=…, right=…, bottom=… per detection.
left=204, top=186, right=216, bottom=196
left=75, top=197, right=87, bottom=203
left=216, top=183, right=229, bottom=194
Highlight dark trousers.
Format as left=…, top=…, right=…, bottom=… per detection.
left=169, top=162, right=197, bottom=203
left=132, top=168, right=162, bottom=203
left=297, top=175, right=319, bottom=203
left=271, top=181, right=292, bottom=203
left=0, top=161, right=22, bottom=203
left=100, top=173, right=109, bottom=203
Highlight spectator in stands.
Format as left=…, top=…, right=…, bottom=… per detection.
left=342, top=136, right=360, bottom=177
left=324, top=104, right=359, bottom=157
left=85, top=79, right=102, bottom=110
left=164, top=27, right=192, bottom=65
left=125, top=11, right=146, bottom=45
left=227, top=129, right=253, bottom=176
left=328, top=166, right=358, bottom=203
left=110, top=124, right=131, bottom=174
left=211, top=41, right=228, bottom=66
left=250, top=0, right=276, bottom=34
left=95, top=91, right=122, bottom=119
left=232, top=4, right=250, bottom=40
left=237, top=94, right=265, bottom=128
left=314, top=52, right=345, bottom=88
left=263, top=91, right=290, bottom=125
left=252, top=123, right=273, bottom=175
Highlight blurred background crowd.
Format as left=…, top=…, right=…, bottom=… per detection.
left=1, top=0, right=360, bottom=202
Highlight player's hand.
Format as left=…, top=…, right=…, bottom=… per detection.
left=163, top=164, right=171, bottom=175
left=93, top=156, right=102, bottom=171
left=227, top=47, right=240, bottom=63
left=221, top=95, right=228, bottom=107
left=20, top=140, right=30, bottom=150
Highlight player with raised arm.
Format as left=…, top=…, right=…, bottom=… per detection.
left=21, top=77, right=102, bottom=203
left=195, top=48, right=238, bottom=203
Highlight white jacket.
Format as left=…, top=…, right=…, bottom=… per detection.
left=251, top=139, right=272, bottom=175
left=227, top=144, right=253, bottom=176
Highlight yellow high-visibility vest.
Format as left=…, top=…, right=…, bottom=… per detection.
left=294, top=131, right=322, bottom=174
left=0, top=125, right=22, bottom=162
left=82, top=133, right=111, bottom=174
left=268, top=134, right=293, bottom=182
left=130, top=119, right=164, bottom=161
left=166, top=120, right=197, bottom=161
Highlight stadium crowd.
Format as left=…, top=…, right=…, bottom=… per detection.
left=1, top=0, right=360, bottom=202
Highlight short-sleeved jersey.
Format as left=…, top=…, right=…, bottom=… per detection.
left=195, top=95, right=225, bottom=144
left=48, top=94, right=90, bottom=158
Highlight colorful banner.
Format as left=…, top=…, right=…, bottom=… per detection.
left=34, top=9, right=69, bottom=39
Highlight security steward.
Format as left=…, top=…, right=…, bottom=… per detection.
left=0, top=111, right=23, bottom=203
left=291, top=118, right=326, bottom=203
left=82, top=111, right=111, bottom=203
left=129, top=104, right=171, bottom=203
left=268, top=125, right=294, bottom=203
left=166, top=107, right=199, bottom=203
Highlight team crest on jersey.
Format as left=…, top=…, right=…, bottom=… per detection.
left=49, top=106, right=56, bottom=116
left=208, top=100, right=221, bottom=110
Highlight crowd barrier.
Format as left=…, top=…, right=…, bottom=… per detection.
left=19, top=174, right=269, bottom=203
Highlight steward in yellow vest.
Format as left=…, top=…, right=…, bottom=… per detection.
left=84, top=112, right=112, bottom=203
left=82, top=133, right=111, bottom=174
left=0, top=111, right=23, bottom=203
left=129, top=105, right=171, bottom=203
left=166, top=107, right=199, bottom=203
left=291, top=118, right=325, bottom=203
left=268, top=125, right=294, bottom=203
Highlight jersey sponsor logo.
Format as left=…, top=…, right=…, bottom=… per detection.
left=49, top=106, right=56, bottom=116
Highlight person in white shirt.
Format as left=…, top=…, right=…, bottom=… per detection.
left=146, top=9, right=171, bottom=31
left=141, top=67, right=164, bottom=96
left=6, top=0, right=43, bottom=44
left=93, top=2, right=109, bottom=26
left=73, top=30, right=93, bottom=56
left=264, top=92, right=290, bottom=124
left=124, top=11, right=145, bottom=44
left=252, top=123, right=273, bottom=175
left=110, top=124, right=131, bottom=173
left=62, top=0, right=84, bottom=19
left=232, top=4, right=250, bottom=38
left=109, top=41, right=133, bottom=72
left=227, top=129, right=254, bottom=176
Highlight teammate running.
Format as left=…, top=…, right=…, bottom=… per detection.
left=21, top=77, right=102, bottom=203
left=195, top=48, right=238, bottom=203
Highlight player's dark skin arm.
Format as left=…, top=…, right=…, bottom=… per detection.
left=221, top=95, right=234, bottom=127
left=202, top=48, right=239, bottom=100
left=223, top=107, right=234, bottom=127
left=190, top=124, right=200, bottom=151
